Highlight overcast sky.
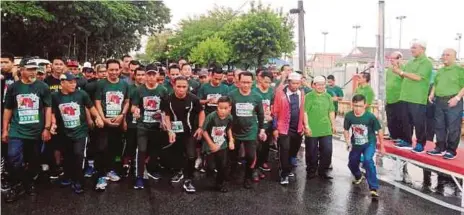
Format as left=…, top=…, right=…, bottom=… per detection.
left=160, top=0, right=464, bottom=58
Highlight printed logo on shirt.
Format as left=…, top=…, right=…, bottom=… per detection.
left=352, top=124, right=368, bottom=145
left=236, top=103, right=254, bottom=117
left=142, top=96, right=161, bottom=123
left=59, top=102, right=81, bottom=128
left=211, top=126, right=226, bottom=146
left=105, top=91, right=124, bottom=117
left=262, top=99, right=272, bottom=122
left=2, top=79, right=14, bottom=103
left=49, top=85, right=62, bottom=93
left=206, top=94, right=221, bottom=106
left=16, top=94, right=40, bottom=124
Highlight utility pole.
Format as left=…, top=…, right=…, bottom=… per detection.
left=73, top=33, right=77, bottom=58
left=353, top=25, right=361, bottom=48
left=377, top=1, right=386, bottom=129
left=456, top=33, right=462, bottom=59
left=85, top=35, right=89, bottom=62
left=396, top=15, right=406, bottom=49
left=322, top=31, right=328, bottom=53
left=290, top=0, right=306, bottom=72
left=322, top=31, right=328, bottom=76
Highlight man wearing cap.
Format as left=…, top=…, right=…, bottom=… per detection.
left=122, top=64, right=146, bottom=177
left=66, top=60, right=87, bottom=90
left=228, top=71, right=266, bottom=189
left=272, top=72, right=306, bottom=185
left=2, top=59, right=52, bottom=202
left=130, top=65, right=168, bottom=189
left=391, top=39, right=433, bottom=153
left=50, top=72, right=103, bottom=194
left=94, top=59, right=130, bottom=191
left=198, top=70, right=210, bottom=85
left=426, top=49, right=464, bottom=159
left=36, top=66, right=46, bottom=81
left=304, top=75, right=336, bottom=180
left=386, top=51, right=407, bottom=143
left=82, top=67, right=95, bottom=81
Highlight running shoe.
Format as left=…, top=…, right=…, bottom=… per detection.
left=95, top=177, right=107, bottom=191
left=426, top=148, right=445, bottom=156
left=84, top=166, right=96, bottom=178
left=183, top=179, right=196, bottom=193
left=280, top=176, right=289, bottom=185
left=352, top=175, right=365, bottom=185
left=171, top=171, right=184, bottom=183
left=134, top=177, right=144, bottom=190
left=443, top=152, right=456, bottom=160
left=411, top=144, right=425, bottom=153
left=394, top=140, right=412, bottom=149
left=72, top=182, right=84, bottom=194
left=147, top=171, right=161, bottom=180
left=107, top=171, right=121, bottom=182
left=259, top=163, right=271, bottom=172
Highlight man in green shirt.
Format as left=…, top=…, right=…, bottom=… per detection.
left=94, top=59, right=130, bottom=191
left=392, top=39, right=433, bottom=153
left=326, top=75, right=344, bottom=114
left=386, top=51, right=408, bottom=142
left=164, top=64, right=181, bottom=95
left=181, top=63, right=200, bottom=95
left=198, top=69, right=230, bottom=116
left=122, top=65, right=145, bottom=178
left=426, top=49, right=464, bottom=159
left=228, top=71, right=266, bottom=189
left=131, top=65, right=168, bottom=189
left=51, top=72, right=104, bottom=194
left=354, top=72, right=375, bottom=112
left=2, top=59, right=52, bottom=202
left=253, top=71, right=275, bottom=177
left=304, top=75, right=336, bottom=180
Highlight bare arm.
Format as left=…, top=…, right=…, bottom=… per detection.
left=198, top=110, right=205, bottom=128
left=89, top=106, right=102, bottom=120
left=202, top=131, right=216, bottom=149
left=44, top=107, right=52, bottom=128
left=2, top=109, right=12, bottom=133
left=95, top=100, right=105, bottom=119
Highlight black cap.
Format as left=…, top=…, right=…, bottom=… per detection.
left=59, top=72, right=78, bottom=81
left=20, top=58, right=39, bottom=69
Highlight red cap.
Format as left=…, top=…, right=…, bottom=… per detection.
left=67, top=60, right=79, bottom=67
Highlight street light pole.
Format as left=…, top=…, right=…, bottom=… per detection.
left=456, top=33, right=462, bottom=59
left=353, top=25, right=361, bottom=48
left=322, top=31, right=328, bottom=53
left=322, top=31, right=328, bottom=76
left=396, top=15, right=406, bottom=49
left=290, top=0, right=306, bottom=72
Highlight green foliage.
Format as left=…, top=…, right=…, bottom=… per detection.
left=1, top=1, right=171, bottom=62
left=189, top=36, right=231, bottom=67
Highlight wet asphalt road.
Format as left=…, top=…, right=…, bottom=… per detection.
left=1, top=138, right=462, bottom=215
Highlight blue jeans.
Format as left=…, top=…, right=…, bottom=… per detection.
left=7, top=138, right=41, bottom=186
left=348, top=142, right=379, bottom=190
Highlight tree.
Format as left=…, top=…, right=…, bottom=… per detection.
left=137, top=30, right=173, bottom=64
left=223, top=2, right=295, bottom=69
left=189, top=36, right=231, bottom=67
left=1, top=1, right=171, bottom=62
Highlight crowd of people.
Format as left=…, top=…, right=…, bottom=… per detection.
left=0, top=39, right=462, bottom=204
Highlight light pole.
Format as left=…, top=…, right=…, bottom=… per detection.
left=322, top=31, right=328, bottom=76
left=353, top=25, right=361, bottom=48
left=290, top=0, right=306, bottom=72
left=456, top=33, right=462, bottom=59
left=396, top=15, right=406, bottom=49
left=322, top=31, right=328, bottom=53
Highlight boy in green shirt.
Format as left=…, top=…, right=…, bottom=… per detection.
left=354, top=72, right=375, bottom=112
left=326, top=75, right=344, bottom=114
left=202, top=96, right=234, bottom=193
left=304, top=76, right=336, bottom=180
left=344, top=94, right=385, bottom=199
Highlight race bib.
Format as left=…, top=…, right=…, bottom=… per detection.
left=59, top=102, right=81, bottom=128
left=16, top=94, right=40, bottom=124
left=236, top=103, right=254, bottom=117
left=143, top=111, right=162, bottom=123
left=105, top=91, right=124, bottom=117
left=171, top=121, right=184, bottom=133
left=352, top=124, right=369, bottom=145
left=211, top=126, right=226, bottom=146
left=206, top=94, right=221, bottom=107
left=262, top=99, right=271, bottom=121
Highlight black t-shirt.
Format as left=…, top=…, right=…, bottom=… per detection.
left=161, top=93, right=203, bottom=134
left=84, top=78, right=99, bottom=101
left=1, top=72, right=15, bottom=130
left=44, top=75, right=61, bottom=93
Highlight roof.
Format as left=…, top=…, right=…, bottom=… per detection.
left=340, top=47, right=414, bottom=63
left=307, top=53, right=342, bottom=68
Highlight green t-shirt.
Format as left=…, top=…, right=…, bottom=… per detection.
left=304, top=91, right=335, bottom=137
left=326, top=85, right=344, bottom=112
left=51, top=90, right=93, bottom=140
left=253, top=87, right=274, bottom=129
left=201, top=111, right=233, bottom=154
left=188, top=78, right=201, bottom=95
left=127, top=83, right=141, bottom=129
left=343, top=111, right=381, bottom=146
left=229, top=90, right=264, bottom=141
left=355, top=84, right=375, bottom=111
left=164, top=82, right=174, bottom=95
left=4, top=80, right=51, bottom=140
left=95, top=79, right=129, bottom=118
left=197, top=83, right=230, bottom=115
left=131, top=84, right=168, bottom=130
left=434, top=64, right=464, bottom=97
left=399, top=54, right=433, bottom=105
left=386, top=68, right=403, bottom=104
left=271, top=79, right=282, bottom=88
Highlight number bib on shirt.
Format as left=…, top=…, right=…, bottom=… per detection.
left=206, top=94, right=221, bottom=107
left=211, top=126, right=226, bottom=146
left=235, top=103, right=254, bottom=117
left=59, top=102, right=81, bottom=128
left=171, top=121, right=184, bottom=133
left=352, top=124, right=369, bottom=145
left=142, top=96, right=161, bottom=123
left=16, top=94, right=40, bottom=124
left=105, top=91, right=124, bottom=117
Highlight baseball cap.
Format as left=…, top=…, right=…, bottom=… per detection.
left=288, top=72, right=302, bottom=81
left=198, top=70, right=208, bottom=77
left=83, top=62, right=92, bottom=68
left=60, top=72, right=78, bottom=81
left=146, top=64, right=158, bottom=73
left=37, top=66, right=45, bottom=74
left=22, top=58, right=39, bottom=69
left=67, top=60, right=79, bottom=67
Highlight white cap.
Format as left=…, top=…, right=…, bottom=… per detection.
left=288, top=72, right=302, bottom=81
left=410, top=39, right=427, bottom=48
left=313, top=75, right=326, bottom=83
left=83, top=62, right=92, bottom=68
